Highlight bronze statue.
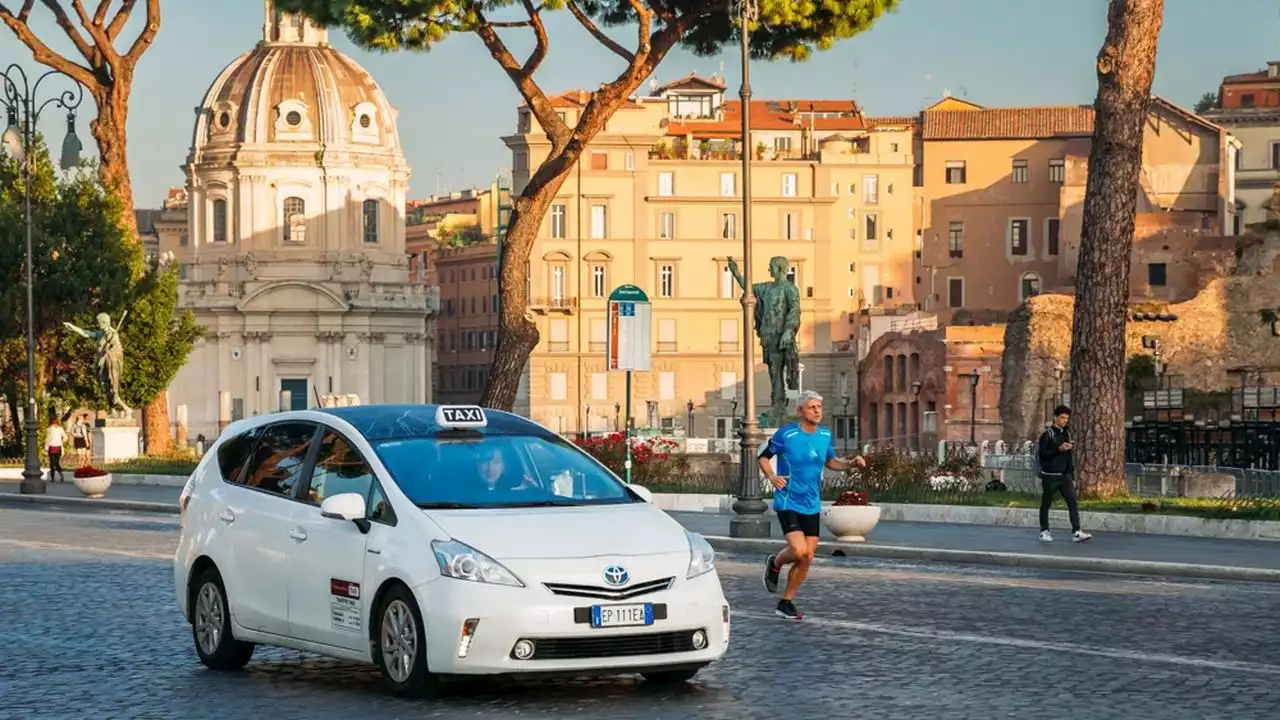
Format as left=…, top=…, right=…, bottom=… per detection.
left=64, top=312, right=131, bottom=416
left=728, top=256, right=800, bottom=426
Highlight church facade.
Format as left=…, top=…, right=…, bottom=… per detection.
left=166, top=3, right=436, bottom=438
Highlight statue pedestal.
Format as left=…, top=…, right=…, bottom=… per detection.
left=92, top=420, right=141, bottom=464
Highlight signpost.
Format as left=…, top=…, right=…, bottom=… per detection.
left=606, top=284, right=652, bottom=484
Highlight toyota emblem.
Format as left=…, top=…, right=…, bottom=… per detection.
left=603, top=565, right=630, bottom=587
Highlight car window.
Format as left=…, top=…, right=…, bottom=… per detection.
left=238, top=422, right=316, bottom=498
left=367, top=480, right=396, bottom=525
left=216, top=427, right=261, bottom=484
left=373, top=432, right=639, bottom=508
left=307, top=430, right=375, bottom=504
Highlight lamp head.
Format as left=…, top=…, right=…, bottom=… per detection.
left=2, top=106, right=23, bottom=163
left=59, top=112, right=82, bottom=170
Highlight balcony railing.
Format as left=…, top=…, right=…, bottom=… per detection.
left=529, top=297, right=578, bottom=312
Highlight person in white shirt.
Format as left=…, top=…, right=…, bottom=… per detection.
left=46, top=420, right=69, bottom=482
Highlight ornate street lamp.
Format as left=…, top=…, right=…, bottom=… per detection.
left=910, top=380, right=922, bottom=449
left=728, top=0, right=769, bottom=539
left=961, top=372, right=980, bottom=446
left=686, top=399, right=694, bottom=437
left=1, top=64, right=84, bottom=495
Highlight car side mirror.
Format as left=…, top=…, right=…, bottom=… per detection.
left=627, top=484, right=653, bottom=503
left=320, top=492, right=370, bottom=533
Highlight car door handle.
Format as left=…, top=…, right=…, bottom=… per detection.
left=216, top=510, right=235, bottom=524
left=366, top=547, right=382, bottom=555
left=289, top=528, right=307, bottom=542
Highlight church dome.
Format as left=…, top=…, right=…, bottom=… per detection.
left=191, top=4, right=402, bottom=157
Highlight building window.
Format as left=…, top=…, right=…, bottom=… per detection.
left=659, top=212, right=675, bottom=240
left=659, top=372, right=676, bottom=401
left=720, top=172, right=735, bottom=197
left=212, top=199, right=227, bottom=243
left=625, top=152, right=635, bottom=171
left=947, top=277, right=964, bottom=308
left=549, top=318, right=569, bottom=352
left=658, top=264, right=675, bottom=298
left=1020, top=272, right=1041, bottom=300
left=864, top=213, right=879, bottom=242
left=945, top=160, right=966, bottom=184
left=658, top=318, right=677, bottom=352
left=551, top=265, right=565, bottom=301
left=283, top=196, right=305, bottom=243
left=591, top=373, right=607, bottom=400
left=658, top=171, right=674, bottom=196
left=591, top=264, right=606, bottom=297
left=590, top=318, right=607, bottom=352
left=1271, top=142, right=1280, bottom=170
left=1242, top=93, right=1256, bottom=108
left=590, top=204, right=607, bottom=239
left=782, top=212, right=798, bottom=240
left=948, top=221, right=964, bottom=258
left=862, top=174, right=879, bottom=204
left=1148, top=262, right=1167, bottom=287
left=1049, top=159, right=1065, bottom=183
left=1009, top=218, right=1029, bottom=256
left=786, top=265, right=798, bottom=285
left=720, top=263, right=736, bottom=298
left=549, top=372, right=567, bottom=400
left=550, top=203, right=566, bottom=238
left=883, top=355, right=893, bottom=389
left=1012, top=159, right=1028, bottom=184
left=781, top=173, right=797, bottom=197
left=1047, top=218, right=1060, bottom=256
left=362, top=198, right=379, bottom=244
left=719, top=318, right=739, bottom=352
left=721, top=212, right=737, bottom=239
left=590, top=151, right=608, bottom=170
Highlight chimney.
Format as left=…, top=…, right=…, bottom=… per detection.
left=1269, top=61, right=1280, bottom=78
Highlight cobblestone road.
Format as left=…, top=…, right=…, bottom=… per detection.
left=2, top=506, right=1278, bottom=719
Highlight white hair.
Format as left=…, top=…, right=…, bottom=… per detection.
left=796, top=390, right=823, bottom=409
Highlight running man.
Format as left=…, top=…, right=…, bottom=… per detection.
left=760, top=390, right=865, bottom=620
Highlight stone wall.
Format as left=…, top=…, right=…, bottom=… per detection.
left=1001, top=231, right=1280, bottom=440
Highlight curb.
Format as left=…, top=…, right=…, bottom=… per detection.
left=703, top=536, right=1280, bottom=584
left=0, top=493, right=177, bottom=515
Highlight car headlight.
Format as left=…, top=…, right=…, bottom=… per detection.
left=685, top=531, right=715, bottom=579
left=432, top=539, right=525, bottom=587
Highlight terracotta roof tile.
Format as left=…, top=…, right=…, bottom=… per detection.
left=1223, top=70, right=1276, bottom=85
left=665, top=99, right=865, bottom=137
left=922, top=106, right=1095, bottom=140
left=867, top=115, right=918, bottom=127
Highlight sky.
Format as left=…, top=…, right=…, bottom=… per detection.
left=2, top=0, right=1277, bottom=207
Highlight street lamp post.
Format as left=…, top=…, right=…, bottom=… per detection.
left=686, top=399, right=694, bottom=437
left=961, top=372, right=979, bottom=446
left=910, top=380, right=922, bottom=449
left=729, top=0, right=769, bottom=539
left=1, top=63, right=85, bottom=495
left=841, top=394, right=850, bottom=454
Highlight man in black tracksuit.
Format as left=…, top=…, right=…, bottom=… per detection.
left=1037, top=405, right=1092, bottom=543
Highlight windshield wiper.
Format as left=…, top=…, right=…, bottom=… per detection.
left=490, top=500, right=585, bottom=508
left=415, top=502, right=482, bottom=509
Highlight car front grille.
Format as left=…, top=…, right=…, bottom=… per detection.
left=543, top=576, right=674, bottom=600
left=513, top=629, right=702, bottom=660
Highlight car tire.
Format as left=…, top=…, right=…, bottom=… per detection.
left=190, top=566, right=255, bottom=670
left=374, top=583, right=442, bottom=698
left=642, top=667, right=702, bottom=684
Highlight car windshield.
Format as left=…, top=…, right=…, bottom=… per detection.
left=373, top=432, right=640, bottom=509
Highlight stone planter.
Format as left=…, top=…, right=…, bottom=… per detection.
left=821, top=504, right=882, bottom=542
left=74, top=473, right=112, bottom=499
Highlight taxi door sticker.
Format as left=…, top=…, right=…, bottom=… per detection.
left=330, top=578, right=361, bottom=633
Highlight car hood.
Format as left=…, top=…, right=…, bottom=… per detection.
left=423, top=504, right=690, bottom=560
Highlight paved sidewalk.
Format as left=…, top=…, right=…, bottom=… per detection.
left=4, top=481, right=1278, bottom=580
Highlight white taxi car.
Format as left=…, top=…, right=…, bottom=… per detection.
left=173, top=404, right=730, bottom=696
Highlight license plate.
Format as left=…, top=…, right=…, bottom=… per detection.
left=590, top=603, right=654, bottom=628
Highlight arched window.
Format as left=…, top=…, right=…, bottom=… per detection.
left=1020, top=272, right=1041, bottom=301
left=362, top=198, right=379, bottom=244
left=212, top=199, right=227, bottom=243
left=283, top=197, right=305, bottom=243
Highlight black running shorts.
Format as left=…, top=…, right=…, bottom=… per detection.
left=776, top=509, right=821, bottom=538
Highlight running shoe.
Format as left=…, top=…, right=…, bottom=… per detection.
left=763, top=553, right=781, bottom=594
left=775, top=599, right=804, bottom=621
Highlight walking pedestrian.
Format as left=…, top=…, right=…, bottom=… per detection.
left=72, top=413, right=91, bottom=463
left=1037, top=405, right=1092, bottom=543
left=760, top=390, right=866, bottom=620
left=46, top=418, right=68, bottom=483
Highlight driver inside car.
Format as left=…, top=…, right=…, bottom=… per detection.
left=478, top=446, right=535, bottom=492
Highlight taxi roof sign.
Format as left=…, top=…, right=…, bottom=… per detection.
left=436, top=405, right=487, bottom=428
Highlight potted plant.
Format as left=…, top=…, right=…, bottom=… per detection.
left=821, top=490, right=881, bottom=542
left=73, top=465, right=112, bottom=499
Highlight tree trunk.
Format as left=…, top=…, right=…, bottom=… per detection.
left=1069, top=0, right=1164, bottom=496
left=143, top=391, right=172, bottom=454
left=90, top=85, right=139, bottom=240
left=480, top=171, right=576, bottom=410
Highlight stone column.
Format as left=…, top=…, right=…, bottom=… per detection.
left=218, top=391, right=231, bottom=432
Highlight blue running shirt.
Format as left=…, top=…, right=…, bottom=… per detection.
left=763, top=423, right=835, bottom=515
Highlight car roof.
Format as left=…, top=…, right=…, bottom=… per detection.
left=315, top=404, right=552, bottom=442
